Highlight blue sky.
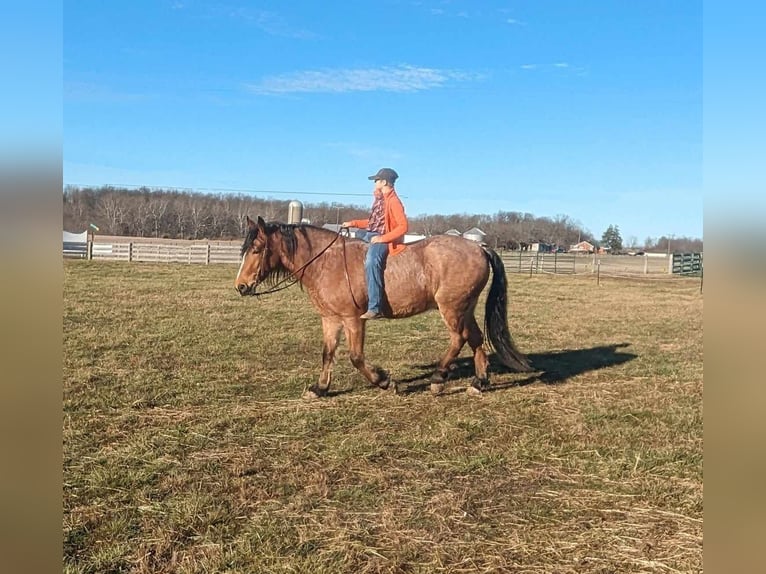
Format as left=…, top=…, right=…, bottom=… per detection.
left=64, top=1, right=702, bottom=241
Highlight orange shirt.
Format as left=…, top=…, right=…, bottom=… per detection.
left=347, top=189, right=409, bottom=256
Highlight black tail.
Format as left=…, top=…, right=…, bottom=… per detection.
left=483, top=248, right=533, bottom=372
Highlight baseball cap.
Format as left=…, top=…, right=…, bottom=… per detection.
left=368, top=168, right=398, bottom=183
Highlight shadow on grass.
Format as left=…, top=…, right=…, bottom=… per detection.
left=397, top=343, right=637, bottom=395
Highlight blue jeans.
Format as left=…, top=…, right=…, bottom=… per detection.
left=361, top=231, right=388, bottom=313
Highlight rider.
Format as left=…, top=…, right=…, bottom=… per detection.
left=343, top=168, right=409, bottom=320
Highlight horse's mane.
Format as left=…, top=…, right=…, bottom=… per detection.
left=241, top=221, right=339, bottom=255
left=240, top=221, right=339, bottom=288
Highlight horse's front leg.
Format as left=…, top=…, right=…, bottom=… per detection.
left=303, top=317, right=342, bottom=400
left=342, top=317, right=393, bottom=392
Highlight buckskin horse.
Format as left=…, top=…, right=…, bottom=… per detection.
left=235, top=216, right=531, bottom=399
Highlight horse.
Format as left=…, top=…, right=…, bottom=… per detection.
left=234, top=216, right=532, bottom=399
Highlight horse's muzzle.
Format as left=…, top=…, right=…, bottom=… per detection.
left=236, top=283, right=254, bottom=296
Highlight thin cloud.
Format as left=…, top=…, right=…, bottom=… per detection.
left=504, top=16, right=527, bottom=25
left=521, top=64, right=537, bottom=70
left=64, top=81, right=152, bottom=103
left=228, top=8, right=317, bottom=39
left=554, top=62, right=569, bottom=68
left=246, top=65, right=481, bottom=95
left=325, top=142, right=403, bottom=161
left=424, top=4, right=475, bottom=19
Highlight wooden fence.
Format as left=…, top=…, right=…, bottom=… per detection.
left=90, top=241, right=241, bottom=265
left=86, top=241, right=581, bottom=273
left=63, top=242, right=88, bottom=259
left=69, top=240, right=694, bottom=278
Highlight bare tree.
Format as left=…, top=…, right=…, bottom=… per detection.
left=128, top=195, right=151, bottom=237
left=185, top=196, right=209, bottom=239
left=146, top=194, right=170, bottom=238
left=99, top=190, right=128, bottom=234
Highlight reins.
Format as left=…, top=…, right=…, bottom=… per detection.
left=341, top=231, right=363, bottom=309
left=252, top=228, right=361, bottom=308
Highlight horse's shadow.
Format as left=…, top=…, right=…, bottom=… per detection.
left=397, top=343, right=637, bottom=395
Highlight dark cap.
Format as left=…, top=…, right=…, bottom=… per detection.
left=368, top=167, right=398, bottom=183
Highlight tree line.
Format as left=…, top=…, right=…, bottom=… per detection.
left=63, top=186, right=702, bottom=253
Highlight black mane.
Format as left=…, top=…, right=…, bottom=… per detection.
left=240, top=221, right=339, bottom=288
left=240, top=225, right=258, bottom=257
left=240, top=221, right=338, bottom=257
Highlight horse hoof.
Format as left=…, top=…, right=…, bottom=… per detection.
left=302, top=386, right=325, bottom=400
left=466, top=386, right=483, bottom=397
left=377, top=377, right=398, bottom=394
left=373, top=369, right=391, bottom=390
left=430, top=382, right=445, bottom=395
left=473, top=377, right=490, bottom=390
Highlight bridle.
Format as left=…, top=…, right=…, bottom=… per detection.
left=248, top=227, right=362, bottom=309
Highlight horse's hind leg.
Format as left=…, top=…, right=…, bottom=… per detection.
left=431, top=306, right=467, bottom=395
left=342, top=317, right=392, bottom=391
left=303, top=317, right=342, bottom=400
left=464, top=312, right=490, bottom=395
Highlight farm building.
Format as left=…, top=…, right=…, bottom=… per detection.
left=444, top=229, right=461, bottom=236
left=462, top=227, right=486, bottom=243
left=530, top=242, right=556, bottom=253
left=569, top=240, right=595, bottom=254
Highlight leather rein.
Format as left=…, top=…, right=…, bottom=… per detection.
left=251, top=228, right=362, bottom=309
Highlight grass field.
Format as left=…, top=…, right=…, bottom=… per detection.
left=63, top=261, right=703, bottom=573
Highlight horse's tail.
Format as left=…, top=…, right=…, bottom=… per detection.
left=483, top=247, right=534, bottom=372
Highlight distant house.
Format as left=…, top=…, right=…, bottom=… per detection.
left=569, top=240, right=595, bottom=254
left=462, top=227, right=486, bottom=243
left=444, top=229, right=462, bottom=236
left=530, top=242, right=555, bottom=253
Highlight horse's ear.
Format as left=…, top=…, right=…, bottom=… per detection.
left=256, top=216, right=267, bottom=231
left=246, top=215, right=256, bottom=229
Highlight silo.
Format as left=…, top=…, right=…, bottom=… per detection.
left=287, top=200, right=303, bottom=224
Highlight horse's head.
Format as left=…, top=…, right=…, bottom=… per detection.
left=235, top=216, right=279, bottom=296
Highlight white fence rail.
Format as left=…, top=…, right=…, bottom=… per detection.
left=64, top=242, right=88, bottom=259
left=91, top=241, right=241, bottom=264
left=69, top=239, right=692, bottom=277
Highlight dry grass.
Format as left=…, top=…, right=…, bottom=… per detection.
left=63, top=261, right=703, bottom=573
